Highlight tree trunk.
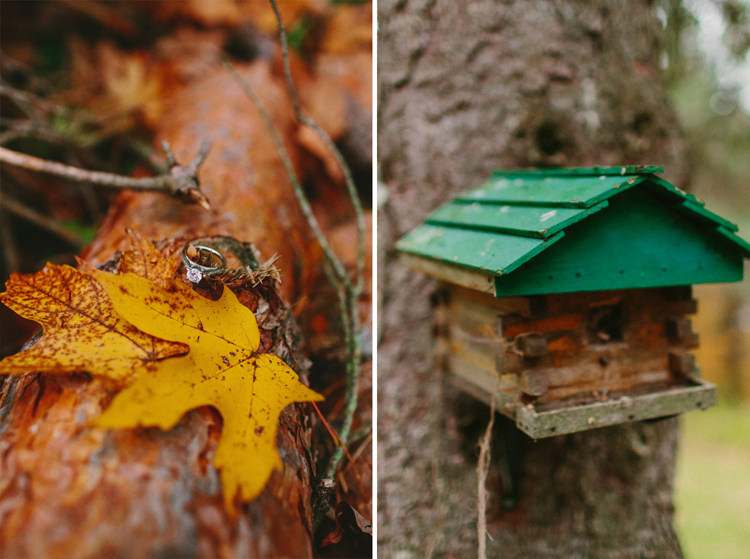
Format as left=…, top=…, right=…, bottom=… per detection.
left=378, top=1, right=689, bottom=557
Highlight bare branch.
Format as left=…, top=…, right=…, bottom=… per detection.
left=220, top=59, right=350, bottom=288
left=0, top=144, right=212, bottom=209
left=0, top=195, right=85, bottom=247
left=268, top=0, right=366, bottom=292
left=161, top=141, right=177, bottom=168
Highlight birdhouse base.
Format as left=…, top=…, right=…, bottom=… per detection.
left=449, top=374, right=717, bottom=439
left=514, top=378, right=717, bottom=438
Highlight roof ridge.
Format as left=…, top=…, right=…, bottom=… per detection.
left=492, top=165, right=663, bottom=177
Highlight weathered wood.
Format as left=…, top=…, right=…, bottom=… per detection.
left=503, top=313, right=584, bottom=337
left=518, top=371, right=549, bottom=396
left=0, top=40, right=372, bottom=556
left=441, top=285, right=713, bottom=427
left=0, top=263, right=318, bottom=558
left=398, top=224, right=565, bottom=276
left=669, top=352, right=696, bottom=377
left=403, top=254, right=495, bottom=294
left=515, top=335, right=549, bottom=358
left=666, top=318, right=697, bottom=342
left=448, top=284, right=532, bottom=317
left=515, top=379, right=717, bottom=439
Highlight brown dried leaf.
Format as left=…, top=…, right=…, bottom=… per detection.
left=0, top=263, right=186, bottom=381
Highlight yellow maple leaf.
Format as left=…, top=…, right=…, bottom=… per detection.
left=89, top=267, right=324, bottom=516
left=0, top=263, right=186, bottom=380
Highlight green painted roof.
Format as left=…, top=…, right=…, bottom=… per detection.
left=397, top=167, right=750, bottom=296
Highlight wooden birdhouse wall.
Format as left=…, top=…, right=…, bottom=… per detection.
left=437, top=283, right=707, bottom=426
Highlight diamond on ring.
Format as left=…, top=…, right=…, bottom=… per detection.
left=182, top=243, right=227, bottom=283
left=186, top=268, right=203, bottom=283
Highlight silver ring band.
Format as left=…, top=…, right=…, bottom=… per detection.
left=182, top=244, right=226, bottom=282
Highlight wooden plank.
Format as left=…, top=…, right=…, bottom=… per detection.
left=643, top=175, right=704, bottom=206
left=518, top=371, right=549, bottom=396
left=447, top=294, right=507, bottom=336
left=397, top=224, right=564, bottom=275
left=449, top=284, right=532, bottom=317
left=494, top=187, right=744, bottom=297
left=456, top=175, right=648, bottom=208
left=515, top=335, right=549, bottom=357
left=666, top=318, right=694, bottom=341
left=503, top=314, right=584, bottom=337
left=448, top=332, right=504, bottom=375
left=541, top=368, right=673, bottom=403
left=447, top=373, right=518, bottom=414
left=668, top=352, right=696, bottom=376
left=515, top=379, right=717, bottom=439
left=402, top=254, right=495, bottom=294
left=426, top=202, right=607, bottom=239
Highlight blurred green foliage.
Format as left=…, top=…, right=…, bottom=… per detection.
left=662, top=4, right=750, bottom=555
left=662, top=0, right=750, bottom=223
left=675, top=403, right=750, bottom=559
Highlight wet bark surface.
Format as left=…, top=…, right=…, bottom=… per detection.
left=0, top=266, right=317, bottom=559
left=378, top=1, right=688, bottom=557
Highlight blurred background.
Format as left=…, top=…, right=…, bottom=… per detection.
left=660, top=1, right=750, bottom=557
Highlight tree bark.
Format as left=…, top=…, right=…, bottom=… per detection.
left=378, top=1, right=689, bottom=557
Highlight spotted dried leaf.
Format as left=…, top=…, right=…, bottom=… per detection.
left=0, top=264, right=187, bottom=380
left=116, top=229, right=181, bottom=287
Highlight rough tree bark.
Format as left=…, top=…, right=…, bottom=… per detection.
left=378, top=1, right=689, bottom=557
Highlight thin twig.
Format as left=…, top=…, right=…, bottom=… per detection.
left=268, top=0, right=366, bottom=482
left=477, top=388, right=498, bottom=559
left=0, top=143, right=212, bottom=209
left=220, top=59, right=349, bottom=288
left=341, top=431, right=372, bottom=476
left=224, top=0, right=366, bottom=510
left=0, top=145, right=169, bottom=190
left=0, top=207, right=21, bottom=271
left=0, top=195, right=85, bottom=247
left=268, top=0, right=366, bottom=292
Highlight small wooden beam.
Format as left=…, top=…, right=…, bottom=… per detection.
left=666, top=318, right=700, bottom=348
left=669, top=352, right=696, bottom=376
left=515, top=334, right=548, bottom=357
left=518, top=371, right=549, bottom=396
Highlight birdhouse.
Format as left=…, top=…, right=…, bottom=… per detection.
left=397, top=166, right=750, bottom=438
